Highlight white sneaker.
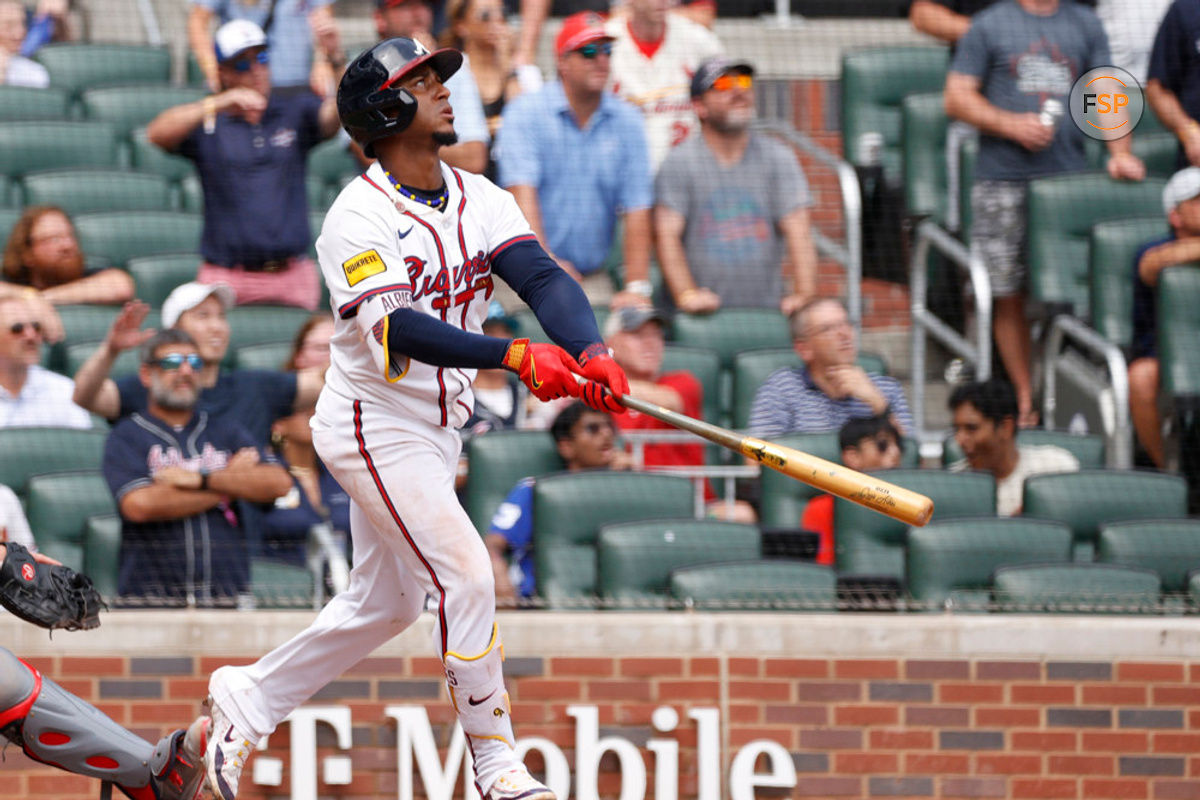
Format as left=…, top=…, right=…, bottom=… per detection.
left=204, top=697, right=258, bottom=800
left=486, top=766, right=556, bottom=800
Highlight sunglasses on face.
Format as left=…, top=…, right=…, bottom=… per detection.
left=150, top=353, right=204, bottom=371
left=8, top=321, right=41, bottom=336
left=575, top=41, right=612, bottom=59
left=229, top=50, right=269, bottom=72
left=711, top=73, right=753, bottom=92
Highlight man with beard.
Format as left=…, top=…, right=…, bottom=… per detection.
left=0, top=294, right=91, bottom=429
left=101, top=329, right=291, bottom=605
left=654, top=57, right=817, bottom=315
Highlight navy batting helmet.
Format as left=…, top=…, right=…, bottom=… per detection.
left=337, top=38, right=463, bottom=157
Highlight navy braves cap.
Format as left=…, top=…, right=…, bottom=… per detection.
left=689, top=56, right=755, bottom=98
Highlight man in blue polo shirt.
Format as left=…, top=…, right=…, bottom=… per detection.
left=147, top=20, right=341, bottom=310
left=102, top=329, right=292, bottom=606
left=496, top=11, right=653, bottom=307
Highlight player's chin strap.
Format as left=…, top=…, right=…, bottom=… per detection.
left=443, top=624, right=517, bottom=794
left=0, top=646, right=206, bottom=800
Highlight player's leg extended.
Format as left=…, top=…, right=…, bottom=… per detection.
left=0, top=646, right=208, bottom=800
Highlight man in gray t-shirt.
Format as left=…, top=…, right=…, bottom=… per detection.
left=654, top=57, right=816, bottom=314
left=945, top=0, right=1145, bottom=426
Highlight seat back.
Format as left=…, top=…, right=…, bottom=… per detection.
left=1159, top=267, right=1200, bottom=398
left=25, top=472, right=116, bottom=570
left=0, top=122, right=120, bottom=178
left=1023, top=470, right=1189, bottom=550
left=759, top=431, right=840, bottom=527
left=65, top=341, right=141, bottom=381
left=22, top=169, right=174, bottom=216
left=126, top=253, right=201, bottom=307
left=129, top=129, right=197, bottom=183
left=906, top=518, right=1073, bottom=610
left=0, top=427, right=107, bottom=496
left=596, top=519, right=760, bottom=605
left=36, top=43, right=171, bottom=96
left=80, top=84, right=207, bottom=137
left=901, top=91, right=948, bottom=223
left=0, top=85, right=72, bottom=121
left=250, top=558, right=316, bottom=608
left=84, top=513, right=121, bottom=600
left=835, top=469, right=996, bottom=579
left=308, top=137, right=361, bottom=192
left=943, top=430, right=1106, bottom=469
left=533, top=472, right=694, bottom=605
left=1089, top=217, right=1170, bottom=349
left=660, top=345, right=722, bottom=423
left=233, top=341, right=293, bottom=372
left=669, top=560, right=838, bottom=611
left=1026, top=173, right=1166, bottom=315
left=992, top=563, right=1161, bottom=614
left=464, top=430, right=563, bottom=532
left=671, top=310, right=791, bottom=372
left=73, top=211, right=203, bottom=267
left=224, top=306, right=314, bottom=358
left=1097, top=519, right=1200, bottom=593
left=841, top=46, right=948, bottom=181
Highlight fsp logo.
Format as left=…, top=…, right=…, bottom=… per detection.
left=1069, top=66, right=1144, bottom=141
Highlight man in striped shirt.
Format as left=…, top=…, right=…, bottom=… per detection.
left=747, top=298, right=912, bottom=438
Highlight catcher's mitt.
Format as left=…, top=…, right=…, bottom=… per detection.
left=0, top=543, right=104, bottom=631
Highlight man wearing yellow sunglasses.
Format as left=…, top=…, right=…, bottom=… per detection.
left=654, top=56, right=818, bottom=317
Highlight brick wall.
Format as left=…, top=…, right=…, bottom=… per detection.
left=7, top=644, right=1200, bottom=800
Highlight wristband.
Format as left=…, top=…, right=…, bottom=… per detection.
left=625, top=280, right=652, bottom=298
left=502, top=338, right=529, bottom=372
left=202, top=96, right=217, bottom=134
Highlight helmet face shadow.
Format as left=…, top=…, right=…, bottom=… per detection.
left=337, top=37, right=463, bottom=157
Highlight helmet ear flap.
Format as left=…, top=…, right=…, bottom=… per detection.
left=360, top=88, right=417, bottom=158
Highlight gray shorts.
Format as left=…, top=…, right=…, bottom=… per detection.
left=970, top=180, right=1028, bottom=298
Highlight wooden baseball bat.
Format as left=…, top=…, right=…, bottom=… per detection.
left=590, top=384, right=934, bottom=527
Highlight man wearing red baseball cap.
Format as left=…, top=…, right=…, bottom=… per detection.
left=495, top=11, right=653, bottom=307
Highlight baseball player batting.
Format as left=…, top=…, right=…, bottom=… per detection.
left=202, top=38, right=628, bottom=800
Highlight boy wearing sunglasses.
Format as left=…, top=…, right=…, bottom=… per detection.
left=101, top=329, right=292, bottom=604
left=0, top=294, right=91, bottom=430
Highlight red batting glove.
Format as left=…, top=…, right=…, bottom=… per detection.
left=502, top=338, right=583, bottom=402
left=576, top=343, right=629, bottom=414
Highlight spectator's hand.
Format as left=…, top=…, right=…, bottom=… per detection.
left=1009, top=113, right=1054, bottom=152
left=1107, top=151, right=1145, bottom=182
left=824, top=364, right=887, bottom=411
left=104, top=300, right=156, bottom=354
left=677, top=287, right=721, bottom=314
left=154, top=467, right=202, bottom=490
left=227, top=447, right=261, bottom=469
left=779, top=292, right=810, bottom=317
left=26, top=292, right=64, bottom=344
left=310, top=13, right=341, bottom=58
left=217, top=87, right=268, bottom=124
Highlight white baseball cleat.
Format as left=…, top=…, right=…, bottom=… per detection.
left=486, top=766, right=556, bottom=800
left=203, top=696, right=258, bottom=800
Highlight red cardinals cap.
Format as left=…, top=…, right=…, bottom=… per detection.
left=554, top=11, right=613, bottom=57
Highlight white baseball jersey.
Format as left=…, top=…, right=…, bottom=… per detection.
left=607, top=15, right=722, bottom=169
left=315, top=161, right=536, bottom=430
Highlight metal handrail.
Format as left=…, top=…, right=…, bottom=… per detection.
left=909, top=219, right=993, bottom=448
left=1042, top=314, right=1132, bottom=469
left=753, top=119, right=863, bottom=329
left=618, top=430, right=759, bottom=517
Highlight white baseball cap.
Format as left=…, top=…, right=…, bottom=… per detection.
left=1163, top=167, right=1200, bottom=214
left=162, top=282, right=235, bottom=329
left=214, top=19, right=268, bottom=64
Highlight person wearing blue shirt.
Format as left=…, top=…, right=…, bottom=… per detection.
left=148, top=20, right=341, bottom=310
left=102, top=330, right=292, bottom=606
left=496, top=11, right=653, bottom=307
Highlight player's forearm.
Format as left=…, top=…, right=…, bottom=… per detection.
left=40, top=269, right=134, bottom=306
left=209, top=464, right=293, bottom=503
left=621, top=208, right=652, bottom=285
left=386, top=307, right=511, bottom=368
left=1146, top=80, right=1194, bottom=139
left=71, top=346, right=120, bottom=418
left=909, top=0, right=970, bottom=44
left=120, top=485, right=222, bottom=523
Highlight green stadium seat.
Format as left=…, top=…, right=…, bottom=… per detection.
left=0, top=175, right=11, bottom=207
left=1191, top=570, right=1200, bottom=608
left=1089, top=217, right=1169, bottom=350
left=511, top=308, right=611, bottom=345
left=185, top=52, right=207, bottom=88
left=0, top=427, right=107, bottom=497
left=126, top=253, right=201, bottom=307
left=73, top=211, right=202, bottom=267
left=670, top=309, right=791, bottom=371
left=660, top=344, right=721, bottom=423
left=957, top=135, right=977, bottom=242
left=84, top=513, right=121, bottom=600
left=46, top=306, right=161, bottom=375
left=841, top=46, right=949, bottom=182
left=595, top=519, right=760, bottom=606
left=464, top=429, right=563, bottom=533
left=1022, top=470, right=1189, bottom=556
left=178, top=174, right=203, bottom=212
left=532, top=472, right=694, bottom=607
left=991, top=563, right=1161, bottom=614
left=1097, top=519, right=1200, bottom=593
left=224, top=306, right=313, bottom=359
left=21, top=169, right=173, bottom=216
left=232, top=341, right=292, bottom=372
left=1159, top=267, right=1200, bottom=399
left=25, top=472, right=116, bottom=570
left=731, top=347, right=888, bottom=430
left=251, top=558, right=316, bottom=608
left=0, top=85, right=71, bottom=121
left=1026, top=173, right=1166, bottom=316
left=669, top=559, right=838, bottom=611
left=901, top=91, right=948, bottom=223
left=835, top=469, right=995, bottom=580
left=1085, top=131, right=1178, bottom=179
left=943, top=429, right=1107, bottom=469
left=65, top=341, right=141, bottom=382
left=0, top=208, right=19, bottom=244
left=36, top=43, right=171, bottom=97
left=80, top=85, right=206, bottom=137
left=308, top=137, right=360, bottom=187
left=906, top=518, right=1073, bottom=611
left=129, top=129, right=197, bottom=183
left=0, top=122, right=120, bottom=178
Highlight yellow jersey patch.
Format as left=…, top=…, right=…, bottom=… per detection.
left=342, top=249, right=385, bottom=287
